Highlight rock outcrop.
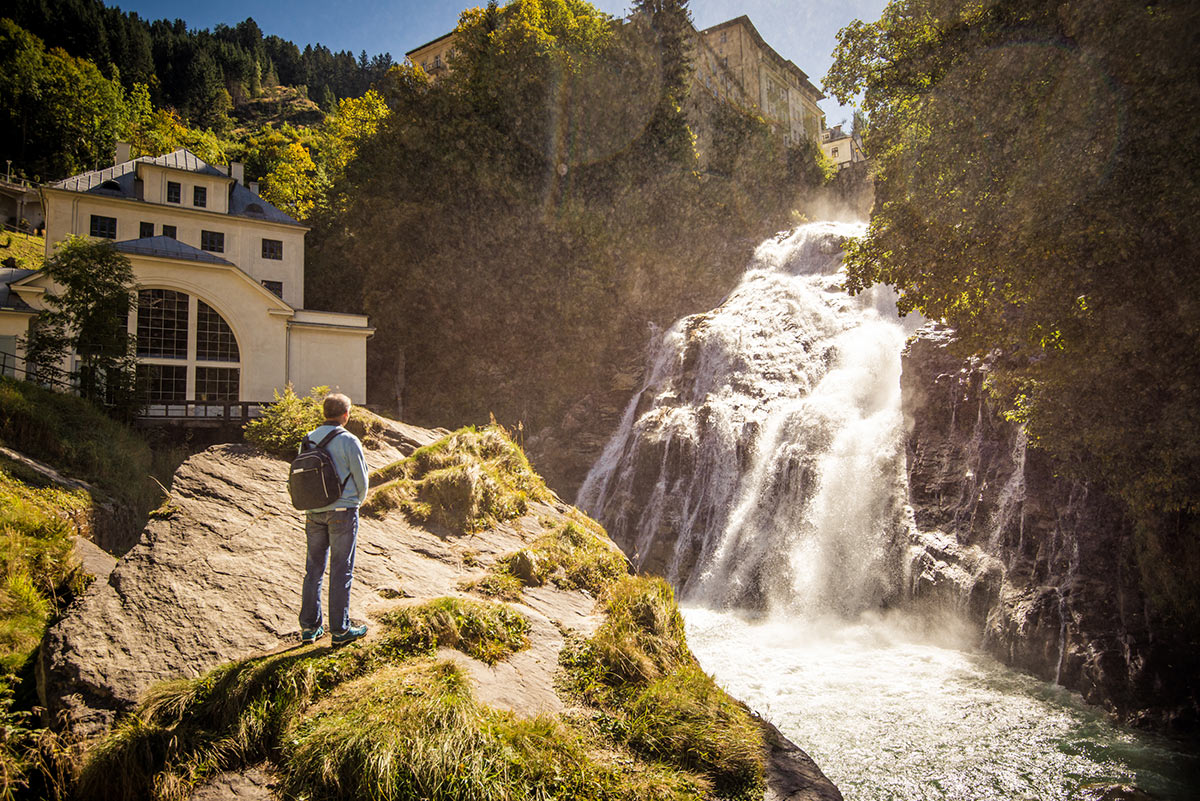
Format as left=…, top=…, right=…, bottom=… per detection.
left=901, top=325, right=1199, bottom=729
left=39, top=416, right=840, bottom=800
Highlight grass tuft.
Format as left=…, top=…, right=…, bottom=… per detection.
left=75, top=597, right=532, bottom=800
left=558, top=576, right=766, bottom=800
left=362, top=425, right=553, bottom=533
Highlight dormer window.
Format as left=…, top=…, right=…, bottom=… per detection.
left=167, top=181, right=181, bottom=203
left=193, top=186, right=207, bottom=208
left=100, top=179, right=122, bottom=192
left=246, top=203, right=265, bottom=216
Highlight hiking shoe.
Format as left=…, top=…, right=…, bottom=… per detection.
left=332, top=623, right=368, bottom=647
left=300, top=625, right=324, bottom=644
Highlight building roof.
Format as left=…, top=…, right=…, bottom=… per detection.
left=49, top=149, right=303, bottom=228
left=405, top=30, right=456, bottom=58
left=0, top=267, right=38, bottom=312
left=114, top=236, right=234, bottom=266
left=701, top=15, right=825, bottom=101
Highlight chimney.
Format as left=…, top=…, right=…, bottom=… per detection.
left=231, top=162, right=244, bottom=184
left=114, top=142, right=132, bottom=165
left=248, top=181, right=259, bottom=195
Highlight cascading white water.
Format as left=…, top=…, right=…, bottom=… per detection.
left=579, top=221, right=915, bottom=616
left=577, top=223, right=1195, bottom=800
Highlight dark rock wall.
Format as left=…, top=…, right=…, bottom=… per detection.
left=901, top=326, right=1197, bottom=729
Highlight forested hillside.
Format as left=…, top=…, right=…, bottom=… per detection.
left=1, top=0, right=394, bottom=216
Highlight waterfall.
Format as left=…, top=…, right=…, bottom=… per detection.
left=579, top=222, right=919, bottom=617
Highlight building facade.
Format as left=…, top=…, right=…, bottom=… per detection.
left=697, top=16, right=825, bottom=144
left=0, top=148, right=373, bottom=405
left=820, top=124, right=866, bottom=170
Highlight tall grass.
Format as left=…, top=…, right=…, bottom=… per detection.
left=0, top=376, right=165, bottom=516
left=363, top=425, right=553, bottom=533
left=465, top=516, right=630, bottom=600
left=75, top=597, right=532, bottom=801
left=0, top=467, right=94, bottom=800
left=558, top=576, right=767, bottom=800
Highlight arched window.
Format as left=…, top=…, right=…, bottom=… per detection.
left=135, top=290, right=240, bottom=403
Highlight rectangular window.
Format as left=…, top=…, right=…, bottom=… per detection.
left=195, top=367, right=239, bottom=402
left=200, top=230, right=224, bottom=253
left=137, top=364, right=187, bottom=403
left=162, top=225, right=177, bottom=239
left=261, top=238, right=283, bottom=260
left=720, top=31, right=727, bottom=43
left=831, top=147, right=839, bottom=158
left=139, top=221, right=154, bottom=238
left=193, top=186, right=207, bottom=207
left=166, top=181, right=181, bottom=203
left=89, top=215, right=117, bottom=239
left=136, top=289, right=189, bottom=359
left=261, top=280, right=283, bottom=298
left=0, top=335, right=15, bottom=378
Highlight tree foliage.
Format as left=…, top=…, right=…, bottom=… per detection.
left=0, top=18, right=127, bottom=180
left=827, top=0, right=1200, bottom=620
left=307, top=0, right=823, bottom=445
left=23, top=236, right=139, bottom=416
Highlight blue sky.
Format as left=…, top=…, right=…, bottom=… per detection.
left=113, top=0, right=888, bottom=126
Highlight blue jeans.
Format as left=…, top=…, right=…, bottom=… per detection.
left=299, top=508, right=359, bottom=634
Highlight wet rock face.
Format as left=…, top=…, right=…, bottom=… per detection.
left=901, top=326, right=1197, bottom=729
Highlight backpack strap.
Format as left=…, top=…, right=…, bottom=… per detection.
left=314, top=427, right=352, bottom=491
left=316, top=427, right=344, bottom=450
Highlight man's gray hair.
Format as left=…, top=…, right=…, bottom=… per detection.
left=323, top=392, right=352, bottom=420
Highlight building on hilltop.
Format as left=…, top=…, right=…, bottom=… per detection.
left=406, top=31, right=456, bottom=78
left=403, top=12, right=826, bottom=146
left=0, top=146, right=373, bottom=410
left=820, top=124, right=866, bottom=171
left=696, top=16, right=825, bottom=145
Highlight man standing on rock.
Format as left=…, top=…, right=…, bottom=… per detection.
left=299, top=392, right=369, bottom=647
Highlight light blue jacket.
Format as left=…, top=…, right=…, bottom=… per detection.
left=301, top=424, right=369, bottom=513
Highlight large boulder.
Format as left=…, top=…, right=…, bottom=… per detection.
left=39, top=417, right=841, bottom=800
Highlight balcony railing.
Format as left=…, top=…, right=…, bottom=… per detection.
left=0, top=350, right=265, bottom=425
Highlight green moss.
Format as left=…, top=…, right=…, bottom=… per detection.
left=242, top=384, right=382, bottom=459
left=362, top=425, right=553, bottom=533
left=558, top=577, right=766, bottom=800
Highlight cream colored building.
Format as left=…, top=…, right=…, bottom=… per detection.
left=821, top=124, right=866, bottom=170
left=0, top=148, right=373, bottom=407
left=406, top=31, right=456, bottom=78
left=698, top=16, right=825, bottom=144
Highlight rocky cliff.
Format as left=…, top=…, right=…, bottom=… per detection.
left=40, top=416, right=841, bottom=801
left=901, top=325, right=1199, bottom=729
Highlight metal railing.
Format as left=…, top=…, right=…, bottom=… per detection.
left=0, top=350, right=266, bottom=424
left=0, top=350, right=76, bottom=392
left=139, top=401, right=265, bottom=423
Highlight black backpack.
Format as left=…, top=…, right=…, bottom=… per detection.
left=288, top=428, right=350, bottom=510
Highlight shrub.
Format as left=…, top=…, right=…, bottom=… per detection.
left=243, top=385, right=382, bottom=459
